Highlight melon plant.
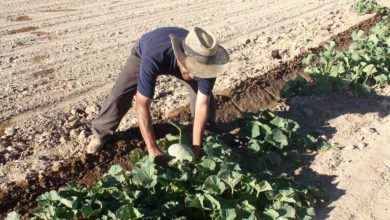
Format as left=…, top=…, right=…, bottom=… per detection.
left=8, top=110, right=326, bottom=219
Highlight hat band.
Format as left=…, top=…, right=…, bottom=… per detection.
left=182, top=41, right=215, bottom=64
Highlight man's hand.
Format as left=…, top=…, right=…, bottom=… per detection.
left=192, top=145, right=201, bottom=160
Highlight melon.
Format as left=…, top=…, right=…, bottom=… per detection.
left=168, top=143, right=195, bottom=161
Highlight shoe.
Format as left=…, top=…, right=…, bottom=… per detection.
left=86, top=136, right=107, bottom=154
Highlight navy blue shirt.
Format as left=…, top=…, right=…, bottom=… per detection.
left=137, top=27, right=216, bottom=99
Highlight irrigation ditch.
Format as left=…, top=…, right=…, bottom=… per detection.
left=0, top=14, right=383, bottom=218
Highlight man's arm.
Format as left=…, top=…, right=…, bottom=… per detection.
left=135, top=91, right=161, bottom=156
left=192, top=91, right=210, bottom=151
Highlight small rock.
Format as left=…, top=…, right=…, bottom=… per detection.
left=318, top=134, right=328, bottom=141
left=85, top=105, right=99, bottom=115
left=78, top=130, right=87, bottom=141
left=67, top=120, right=78, bottom=129
left=239, top=38, right=251, bottom=45
left=51, top=162, right=60, bottom=172
left=271, top=50, right=282, bottom=59
left=59, top=136, right=66, bottom=144
left=294, top=167, right=303, bottom=175
left=69, top=129, right=78, bottom=137
left=356, top=142, right=367, bottom=150
left=41, top=131, right=51, bottom=137
left=6, top=146, right=13, bottom=151
left=4, top=127, right=16, bottom=136
left=70, top=108, right=77, bottom=115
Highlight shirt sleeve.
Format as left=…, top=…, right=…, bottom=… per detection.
left=196, top=77, right=216, bottom=96
left=137, top=56, right=159, bottom=99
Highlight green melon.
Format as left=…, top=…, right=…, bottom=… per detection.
left=168, top=143, right=195, bottom=161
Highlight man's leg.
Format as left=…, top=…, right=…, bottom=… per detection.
left=88, top=41, right=141, bottom=152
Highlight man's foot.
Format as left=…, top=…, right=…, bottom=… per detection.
left=86, top=136, right=107, bottom=154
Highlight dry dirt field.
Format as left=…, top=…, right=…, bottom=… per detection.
left=1, top=0, right=390, bottom=219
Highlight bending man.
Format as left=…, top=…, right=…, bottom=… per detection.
left=86, top=26, right=229, bottom=158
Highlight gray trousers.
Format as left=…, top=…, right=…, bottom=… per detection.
left=92, top=41, right=216, bottom=141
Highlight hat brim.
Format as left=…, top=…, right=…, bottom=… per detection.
left=170, top=34, right=229, bottom=79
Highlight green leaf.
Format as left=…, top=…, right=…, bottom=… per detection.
left=275, top=188, right=296, bottom=204
left=5, top=212, right=20, bottom=220
left=247, top=122, right=261, bottom=138
left=302, top=53, right=316, bottom=65
left=203, top=175, right=227, bottom=195
left=362, top=64, right=377, bottom=75
left=369, top=34, right=379, bottom=45
left=386, top=37, right=390, bottom=46
left=218, top=170, right=243, bottom=194
left=186, top=194, right=221, bottom=211
left=81, top=205, right=101, bottom=218
left=59, top=197, right=74, bottom=209
left=373, top=74, right=388, bottom=84
left=129, top=148, right=143, bottom=164
left=198, top=158, right=217, bottom=172
left=217, top=208, right=237, bottom=220
left=247, top=139, right=261, bottom=152
left=237, top=200, right=256, bottom=214
left=108, top=165, right=122, bottom=176
left=324, top=41, right=336, bottom=51
left=203, top=137, right=224, bottom=158
left=264, top=209, right=280, bottom=219
left=132, top=157, right=157, bottom=188
left=270, top=117, right=300, bottom=132
left=37, top=190, right=61, bottom=202
left=351, top=30, right=365, bottom=41
left=249, top=179, right=272, bottom=197
left=204, top=194, right=221, bottom=210
left=116, top=204, right=142, bottom=219
left=272, top=129, right=288, bottom=148
left=351, top=52, right=362, bottom=62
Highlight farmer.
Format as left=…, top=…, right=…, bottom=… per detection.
left=86, top=26, right=229, bottom=159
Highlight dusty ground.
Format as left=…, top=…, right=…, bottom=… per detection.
left=0, top=0, right=389, bottom=219
left=280, top=86, right=390, bottom=220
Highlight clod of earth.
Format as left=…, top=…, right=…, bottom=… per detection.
left=32, top=69, right=55, bottom=78
left=30, top=55, right=46, bottom=64
left=7, top=26, right=39, bottom=35
left=8, top=15, right=32, bottom=22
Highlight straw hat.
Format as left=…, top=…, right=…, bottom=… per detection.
left=170, top=27, right=229, bottom=78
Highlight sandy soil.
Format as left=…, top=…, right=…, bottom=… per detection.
left=1, top=0, right=389, bottom=218
left=281, top=86, right=390, bottom=220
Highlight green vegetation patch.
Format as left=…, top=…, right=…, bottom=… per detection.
left=7, top=110, right=325, bottom=220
